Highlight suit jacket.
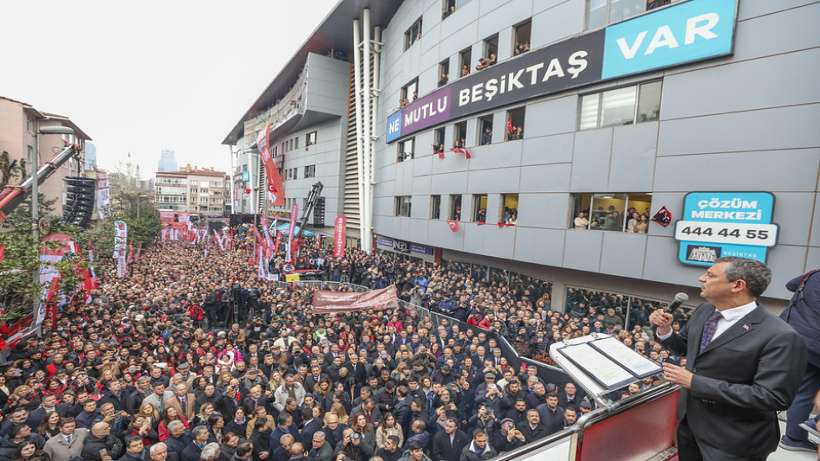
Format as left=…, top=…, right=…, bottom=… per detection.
left=164, top=393, right=197, bottom=421
left=661, top=303, right=807, bottom=458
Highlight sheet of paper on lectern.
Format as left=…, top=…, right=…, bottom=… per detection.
left=591, top=336, right=661, bottom=378
left=559, top=343, right=634, bottom=389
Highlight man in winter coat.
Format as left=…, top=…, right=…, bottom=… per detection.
left=43, top=417, right=88, bottom=461
left=82, top=421, right=125, bottom=461
left=459, top=430, right=497, bottom=461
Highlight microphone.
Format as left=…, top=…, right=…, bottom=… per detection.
left=666, top=293, right=689, bottom=314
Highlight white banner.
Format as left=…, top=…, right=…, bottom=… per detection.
left=96, top=173, right=110, bottom=220
left=114, top=220, right=128, bottom=278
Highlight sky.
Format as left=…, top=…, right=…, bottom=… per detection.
left=0, top=0, right=339, bottom=177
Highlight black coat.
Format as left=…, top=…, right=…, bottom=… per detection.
left=431, top=430, right=469, bottom=461
left=515, top=421, right=549, bottom=444
left=179, top=442, right=202, bottom=461
left=782, top=272, right=820, bottom=367
left=82, top=434, right=125, bottom=461
left=661, top=303, right=807, bottom=458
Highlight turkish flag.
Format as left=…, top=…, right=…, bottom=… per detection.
left=447, top=220, right=459, bottom=232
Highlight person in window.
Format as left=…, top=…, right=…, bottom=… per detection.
left=626, top=212, right=641, bottom=233
left=573, top=212, right=589, bottom=230
left=634, top=215, right=649, bottom=234
left=476, top=58, right=489, bottom=71
left=476, top=208, right=486, bottom=224
left=439, top=73, right=449, bottom=87
left=507, top=210, right=517, bottom=226
left=514, top=42, right=529, bottom=56
left=461, top=64, right=471, bottom=77
left=487, top=53, right=497, bottom=66
left=481, top=127, right=492, bottom=146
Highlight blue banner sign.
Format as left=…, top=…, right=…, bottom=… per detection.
left=386, top=0, right=737, bottom=143
left=675, top=192, right=778, bottom=267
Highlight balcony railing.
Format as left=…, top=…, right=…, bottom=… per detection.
left=244, top=68, right=309, bottom=145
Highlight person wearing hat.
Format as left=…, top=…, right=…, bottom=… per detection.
left=400, top=438, right=432, bottom=461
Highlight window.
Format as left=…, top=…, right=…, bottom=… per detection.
left=400, top=78, right=419, bottom=107
left=513, top=20, right=532, bottom=56
left=473, top=194, right=488, bottom=223
left=505, top=107, right=525, bottom=140
left=398, top=137, right=415, bottom=162
left=442, top=0, right=472, bottom=19
left=459, top=48, right=472, bottom=77
left=306, top=131, right=317, bottom=146
left=438, top=59, right=450, bottom=87
left=294, top=137, right=299, bottom=149
left=587, top=0, right=677, bottom=30
left=476, top=35, right=498, bottom=71
left=431, top=195, right=441, bottom=220
left=477, top=115, right=493, bottom=146
left=453, top=121, right=467, bottom=148
left=433, top=127, right=446, bottom=154
left=500, top=194, right=518, bottom=225
left=449, top=194, right=462, bottom=221
left=572, top=193, right=652, bottom=232
left=579, top=80, right=662, bottom=130
left=395, top=196, right=412, bottom=217
left=304, top=164, right=316, bottom=178
left=404, top=17, right=423, bottom=51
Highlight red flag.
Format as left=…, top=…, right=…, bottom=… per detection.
left=273, top=231, right=282, bottom=256
left=257, top=123, right=285, bottom=207
left=0, top=245, right=4, bottom=263
left=450, top=147, right=472, bottom=159
left=433, top=145, right=445, bottom=159
left=333, top=216, right=347, bottom=258
left=447, top=220, right=459, bottom=232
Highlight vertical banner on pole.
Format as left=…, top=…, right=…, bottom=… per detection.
left=333, top=216, right=347, bottom=258
left=113, top=220, right=128, bottom=278
left=286, top=202, right=298, bottom=262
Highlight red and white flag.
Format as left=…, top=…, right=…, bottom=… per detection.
left=257, top=123, right=286, bottom=207
left=333, top=216, right=347, bottom=258
left=448, top=220, right=459, bottom=232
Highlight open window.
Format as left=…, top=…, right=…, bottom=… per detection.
left=477, top=115, right=493, bottom=146
left=459, top=47, right=472, bottom=77
left=400, top=78, right=419, bottom=107
left=473, top=194, right=488, bottom=223
left=438, top=59, right=450, bottom=87
left=404, top=17, right=423, bottom=50
left=431, top=195, right=441, bottom=220
left=433, top=127, right=446, bottom=154
left=397, top=137, right=415, bottom=162
left=305, top=131, right=317, bottom=146
left=449, top=194, right=462, bottom=221
left=476, top=34, right=498, bottom=71
left=500, top=194, right=518, bottom=225
left=395, top=196, right=412, bottom=217
left=453, top=121, right=467, bottom=148
left=505, top=107, right=525, bottom=140
left=513, top=19, right=532, bottom=56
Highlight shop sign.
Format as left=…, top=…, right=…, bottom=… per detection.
left=386, top=0, right=737, bottom=143
left=376, top=235, right=434, bottom=256
left=675, top=192, right=778, bottom=267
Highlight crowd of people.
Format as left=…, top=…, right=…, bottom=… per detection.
left=0, top=225, right=693, bottom=461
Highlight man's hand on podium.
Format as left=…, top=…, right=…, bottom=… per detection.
left=649, top=309, right=674, bottom=337
left=663, top=363, right=693, bottom=389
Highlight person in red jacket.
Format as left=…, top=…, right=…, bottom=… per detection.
left=188, top=303, right=205, bottom=328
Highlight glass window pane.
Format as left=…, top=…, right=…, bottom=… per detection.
left=579, top=94, right=600, bottom=130
left=590, top=193, right=627, bottom=231
left=573, top=194, right=592, bottom=229
left=600, top=86, right=637, bottom=127
left=609, top=0, right=645, bottom=23
left=587, top=0, right=609, bottom=30
left=637, top=81, right=662, bottom=123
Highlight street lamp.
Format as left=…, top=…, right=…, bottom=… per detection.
left=32, top=124, right=75, bottom=336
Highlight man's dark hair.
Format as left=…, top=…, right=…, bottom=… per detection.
left=715, top=257, right=772, bottom=297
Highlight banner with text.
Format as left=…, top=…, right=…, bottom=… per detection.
left=333, top=216, right=347, bottom=258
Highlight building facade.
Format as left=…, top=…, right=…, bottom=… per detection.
left=158, top=149, right=178, bottom=172
left=155, top=166, right=228, bottom=216
left=0, top=96, right=91, bottom=216
left=226, top=0, right=820, bottom=307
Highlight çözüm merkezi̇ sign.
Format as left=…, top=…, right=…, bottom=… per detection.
left=675, top=192, right=779, bottom=267
left=386, top=0, right=738, bottom=143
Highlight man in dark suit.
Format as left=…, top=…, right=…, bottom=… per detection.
left=650, top=257, right=807, bottom=460
left=431, top=417, right=468, bottom=461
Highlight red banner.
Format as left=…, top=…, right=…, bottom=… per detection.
left=312, top=285, right=399, bottom=313
left=333, top=216, right=347, bottom=258
left=447, top=220, right=459, bottom=232
left=258, top=123, right=285, bottom=207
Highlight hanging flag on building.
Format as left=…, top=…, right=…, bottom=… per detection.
left=447, top=220, right=459, bottom=232
left=450, top=146, right=472, bottom=159
left=257, top=122, right=286, bottom=207
left=113, top=220, right=128, bottom=278
left=652, top=206, right=673, bottom=227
